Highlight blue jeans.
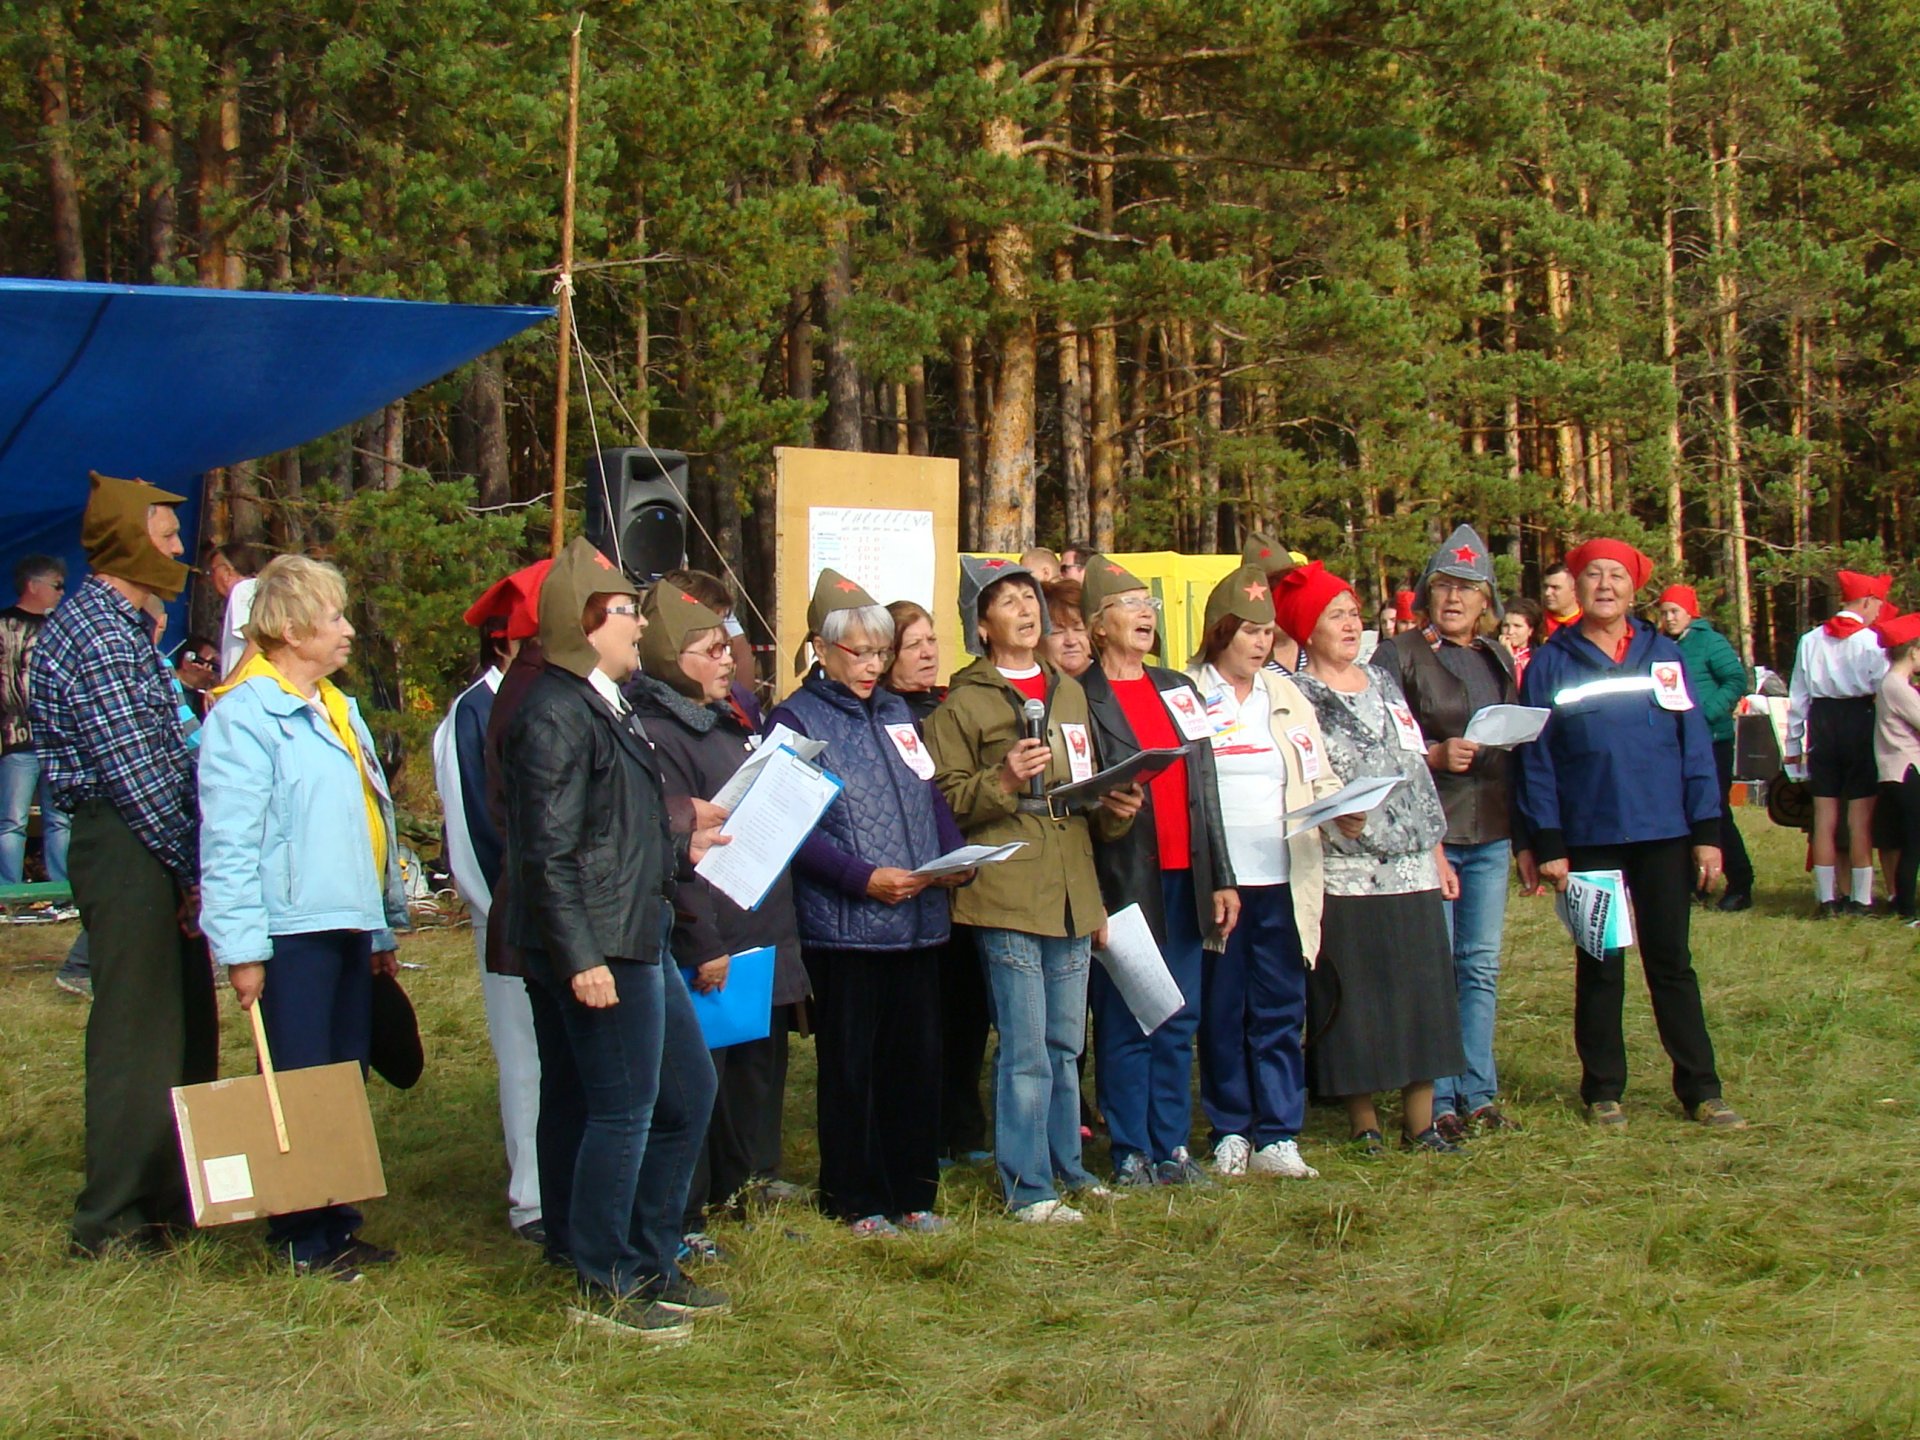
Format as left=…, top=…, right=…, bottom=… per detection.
left=1090, top=869, right=1204, bottom=1165
left=975, top=927, right=1096, bottom=1210
left=0, top=750, right=69, bottom=885
left=1198, top=884, right=1307, bottom=1146
left=257, top=929, right=374, bottom=1264
left=1436, top=839, right=1511, bottom=1117
left=525, top=950, right=716, bottom=1299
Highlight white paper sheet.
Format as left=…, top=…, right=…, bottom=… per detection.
left=1462, top=704, right=1551, bottom=748
left=1094, top=903, right=1185, bottom=1036
left=809, top=506, right=936, bottom=612
left=912, top=842, right=1027, bottom=877
left=695, top=746, right=843, bottom=910
left=1553, top=869, right=1635, bottom=954
left=711, top=723, right=829, bottom=811
left=201, top=1153, right=254, bottom=1205
left=1280, top=774, right=1402, bottom=839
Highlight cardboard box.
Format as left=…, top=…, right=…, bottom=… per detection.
left=171, top=1061, right=386, bottom=1227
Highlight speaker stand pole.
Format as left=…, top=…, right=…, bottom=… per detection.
left=548, top=15, right=585, bottom=558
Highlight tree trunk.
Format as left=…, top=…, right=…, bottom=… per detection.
left=1711, top=123, right=1753, bottom=664
left=141, top=46, right=175, bottom=278
left=803, top=0, right=862, bottom=450
left=978, top=0, right=1037, bottom=550
left=1087, top=17, right=1119, bottom=551
left=1661, top=34, right=1685, bottom=567
left=906, top=362, right=929, bottom=456
left=1200, top=329, right=1224, bottom=553
left=37, top=17, right=85, bottom=281
left=1054, top=250, right=1090, bottom=544
left=197, top=52, right=246, bottom=289
left=634, top=194, right=653, bottom=443
left=381, top=400, right=405, bottom=491
left=1500, top=222, right=1524, bottom=568
left=458, top=356, right=511, bottom=508
left=953, top=245, right=982, bottom=546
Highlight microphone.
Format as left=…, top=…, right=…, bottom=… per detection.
left=1022, top=698, right=1047, bottom=801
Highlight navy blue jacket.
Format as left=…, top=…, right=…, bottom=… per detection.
left=767, top=669, right=956, bottom=952
left=1515, top=618, right=1722, bottom=862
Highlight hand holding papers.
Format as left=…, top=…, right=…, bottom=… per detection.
left=711, top=724, right=829, bottom=810
left=1462, top=704, right=1551, bottom=749
left=1281, top=774, right=1401, bottom=839
left=912, top=842, right=1026, bottom=878
left=695, top=745, right=842, bottom=910
left=1553, top=870, right=1635, bottom=955
left=1093, top=903, right=1184, bottom=1035
left=682, top=946, right=776, bottom=1048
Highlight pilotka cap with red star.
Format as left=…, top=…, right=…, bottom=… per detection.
left=1204, top=563, right=1278, bottom=632
left=1413, top=523, right=1503, bottom=620
left=958, top=553, right=1053, bottom=658
left=797, top=566, right=881, bottom=673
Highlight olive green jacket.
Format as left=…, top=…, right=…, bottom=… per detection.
left=924, top=657, right=1131, bottom=939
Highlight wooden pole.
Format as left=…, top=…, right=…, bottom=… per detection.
left=548, top=17, right=585, bottom=557
left=249, top=1002, right=290, bottom=1154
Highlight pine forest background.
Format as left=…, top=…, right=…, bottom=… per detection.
left=9, top=0, right=1920, bottom=706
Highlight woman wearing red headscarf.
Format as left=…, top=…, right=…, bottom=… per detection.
left=1514, top=538, right=1745, bottom=1130
left=1275, top=562, right=1465, bottom=1156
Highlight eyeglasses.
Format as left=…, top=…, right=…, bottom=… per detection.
left=680, top=640, right=731, bottom=662
left=831, top=640, right=894, bottom=666
left=605, top=603, right=639, bottom=618
left=182, top=653, right=216, bottom=667
left=1109, top=595, right=1162, bottom=613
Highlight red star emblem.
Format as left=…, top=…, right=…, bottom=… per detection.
left=1257, top=547, right=1272, bottom=559
left=834, top=578, right=860, bottom=592
left=1243, top=579, right=1268, bottom=600
left=590, top=550, right=616, bottom=571
left=983, top=558, right=1007, bottom=569
left=1452, top=545, right=1478, bottom=564
left=679, top=591, right=699, bottom=604
left=1104, top=563, right=1126, bottom=575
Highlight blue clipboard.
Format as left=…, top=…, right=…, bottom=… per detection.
left=681, top=945, right=776, bottom=1049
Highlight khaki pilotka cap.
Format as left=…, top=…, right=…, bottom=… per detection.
left=794, top=567, right=878, bottom=674
left=638, top=582, right=726, bottom=700
left=82, top=471, right=191, bottom=600
left=538, top=537, right=640, bottom=680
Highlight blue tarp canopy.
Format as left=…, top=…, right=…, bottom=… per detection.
left=0, top=278, right=551, bottom=623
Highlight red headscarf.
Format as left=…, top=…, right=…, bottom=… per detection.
left=1271, top=561, right=1355, bottom=647
left=1876, top=611, right=1920, bottom=650
left=1563, top=538, right=1654, bottom=592
left=465, top=559, right=554, bottom=641
left=1839, top=570, right=1892, bottom=604
left=1656, top=584, right=1700, bottom=619
left=1393, top=589, right=1417, bottom=623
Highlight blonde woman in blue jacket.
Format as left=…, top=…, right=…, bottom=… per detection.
left=199, top=555, right=408, bottom=1279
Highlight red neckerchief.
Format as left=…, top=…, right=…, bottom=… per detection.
left=1825, top=610, right=1867, bottom=639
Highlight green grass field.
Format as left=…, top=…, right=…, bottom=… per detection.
left=2, top=814, right=1916, bottom=1439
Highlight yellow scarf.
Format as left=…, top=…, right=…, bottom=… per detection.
left=214, top=655, right=388, bottom=882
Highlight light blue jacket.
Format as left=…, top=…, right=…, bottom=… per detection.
left=198, top=675, right=408, bottom=966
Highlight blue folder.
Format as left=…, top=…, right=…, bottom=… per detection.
left=681, top=945, right=776, bottom=1049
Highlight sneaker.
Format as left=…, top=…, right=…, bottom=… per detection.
left=1690, top=1097, right=1749, bottom=1129
left=1012, top=1199, right=1084, bottom=1225
left=1402, top=1126, right=1463, bottom=1154
left=848, top=1215, right=900, bottom=1239
left=1112, top=1151, right=1155, bottom=1188
left=1211, top=1134, right=1251, bottom=1176
left=513, top=1218, right=548, bottom=1247
left=53, top=966, right=91, bottom=999
left=897, top=1211, right=950, bottom=1234
left=1715, top=890, right=1753, bottom=913
left=1814, top=899, right=1845, bottom=920
left=568, top=1297, right=693, bottom=1345
left=1469, top=1104, right=1523, bottom=1133
left=1432, top=1111, right=1470, bottom=1144
left=1154, top=1147, right=1214, bottom=1188
left=678, top=1232, right=730, bottom=1265
left=1248, top=1139, right=1319, bottom=1179
left=1348, top=1128, right=1386, bottom=1159
left=1587, top=1100, right=1628, bottom=1129
left=648, top=1276, right=731, bottom=1316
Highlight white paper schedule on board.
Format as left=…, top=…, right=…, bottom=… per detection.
left=808, top=506, right=937, bottom=613
left=695, top=745, right=843, bottom=911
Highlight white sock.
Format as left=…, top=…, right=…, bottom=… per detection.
left=1813, top=865, right=1837, bottom=903
left=1852, top=867, right=1875, bottom=906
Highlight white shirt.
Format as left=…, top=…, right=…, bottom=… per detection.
left=431, top=667, right=503, bottom=915
left=1787, top=616, right=1889, bottom=755
left=1199, top=666, right=1290, bottom=885
left=587, top=667, right=628, bottom=716
left=219, top=576, right=257, bottom=678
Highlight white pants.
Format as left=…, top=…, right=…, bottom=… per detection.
left=473, top=915, right=542, bottom=1228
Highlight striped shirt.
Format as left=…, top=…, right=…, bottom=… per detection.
left=28, top=577, right=197, bottom=882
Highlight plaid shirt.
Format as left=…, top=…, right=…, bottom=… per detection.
left=29, top=576, right=197, bottom=882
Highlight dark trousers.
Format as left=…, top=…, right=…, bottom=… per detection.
left=1568, top=837, right=1723, bottom=1109
left=1198, top=884, right=1308, bottom=1146
left=939, top=926, right=992, bottom=1155
left=1711, top=740, right=1756, bottom=894
left=257, top=929, right=374, bottom=1264
left=806, top=945, right=942, bottom=1221
left=524, top=949, right=716, bottom=1298
left=1090, top=869, right=1204, bottom=1164
left=67, top=800, right=217, bottom=1252
left=524, top=973, right=585, bottom=1265
left=1890, top=768, right=1920, bottom=917
left=684, top=1020, right=790, bottom=1231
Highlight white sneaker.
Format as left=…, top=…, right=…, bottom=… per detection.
left=1248, top=1139, right=1319, bottom=1179
left=1012, top=1198, right=1084, bottom=1225
left=1211, top=1134, right=1251, bottom=1176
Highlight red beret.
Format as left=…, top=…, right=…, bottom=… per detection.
left=1564, top=538, right=1653, bottom=592
left=1271, top=560, right=1356, bottom=647
left=465, top=559, right=554, bottom=641
left=1839, top=570, right=1892, bottom=604
left=1877, top=611, right=1920, bottom=649
left=1393, top=589, right=1417, bottom=623
left=1656, top=584, right=1700, bottom=619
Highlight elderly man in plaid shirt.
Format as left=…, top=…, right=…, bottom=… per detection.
left=30, top=472, right=217, bottom=1257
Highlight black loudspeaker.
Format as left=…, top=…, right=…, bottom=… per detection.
left=583, top=446, right=690, bottom=582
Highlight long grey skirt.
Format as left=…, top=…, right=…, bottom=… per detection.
left=1306, top=889, right=1465, bottom=1097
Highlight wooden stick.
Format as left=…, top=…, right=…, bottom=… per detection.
left=548, top=15, right=585, bottom=558
left=249, top=1002, right=291, bottom=1154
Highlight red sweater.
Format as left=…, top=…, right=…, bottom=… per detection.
left=1108, top=673, right=1191, bottom=870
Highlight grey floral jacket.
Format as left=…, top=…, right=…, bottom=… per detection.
left=1292, top=663, right=1446, bottom=897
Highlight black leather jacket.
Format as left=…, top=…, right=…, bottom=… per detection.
left=503, top=665, right=684, bottom=978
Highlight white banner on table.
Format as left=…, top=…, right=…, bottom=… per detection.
left=1094, top=903, right=1184, bottom=1036
left=809, top=506, right=936, bottom=612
